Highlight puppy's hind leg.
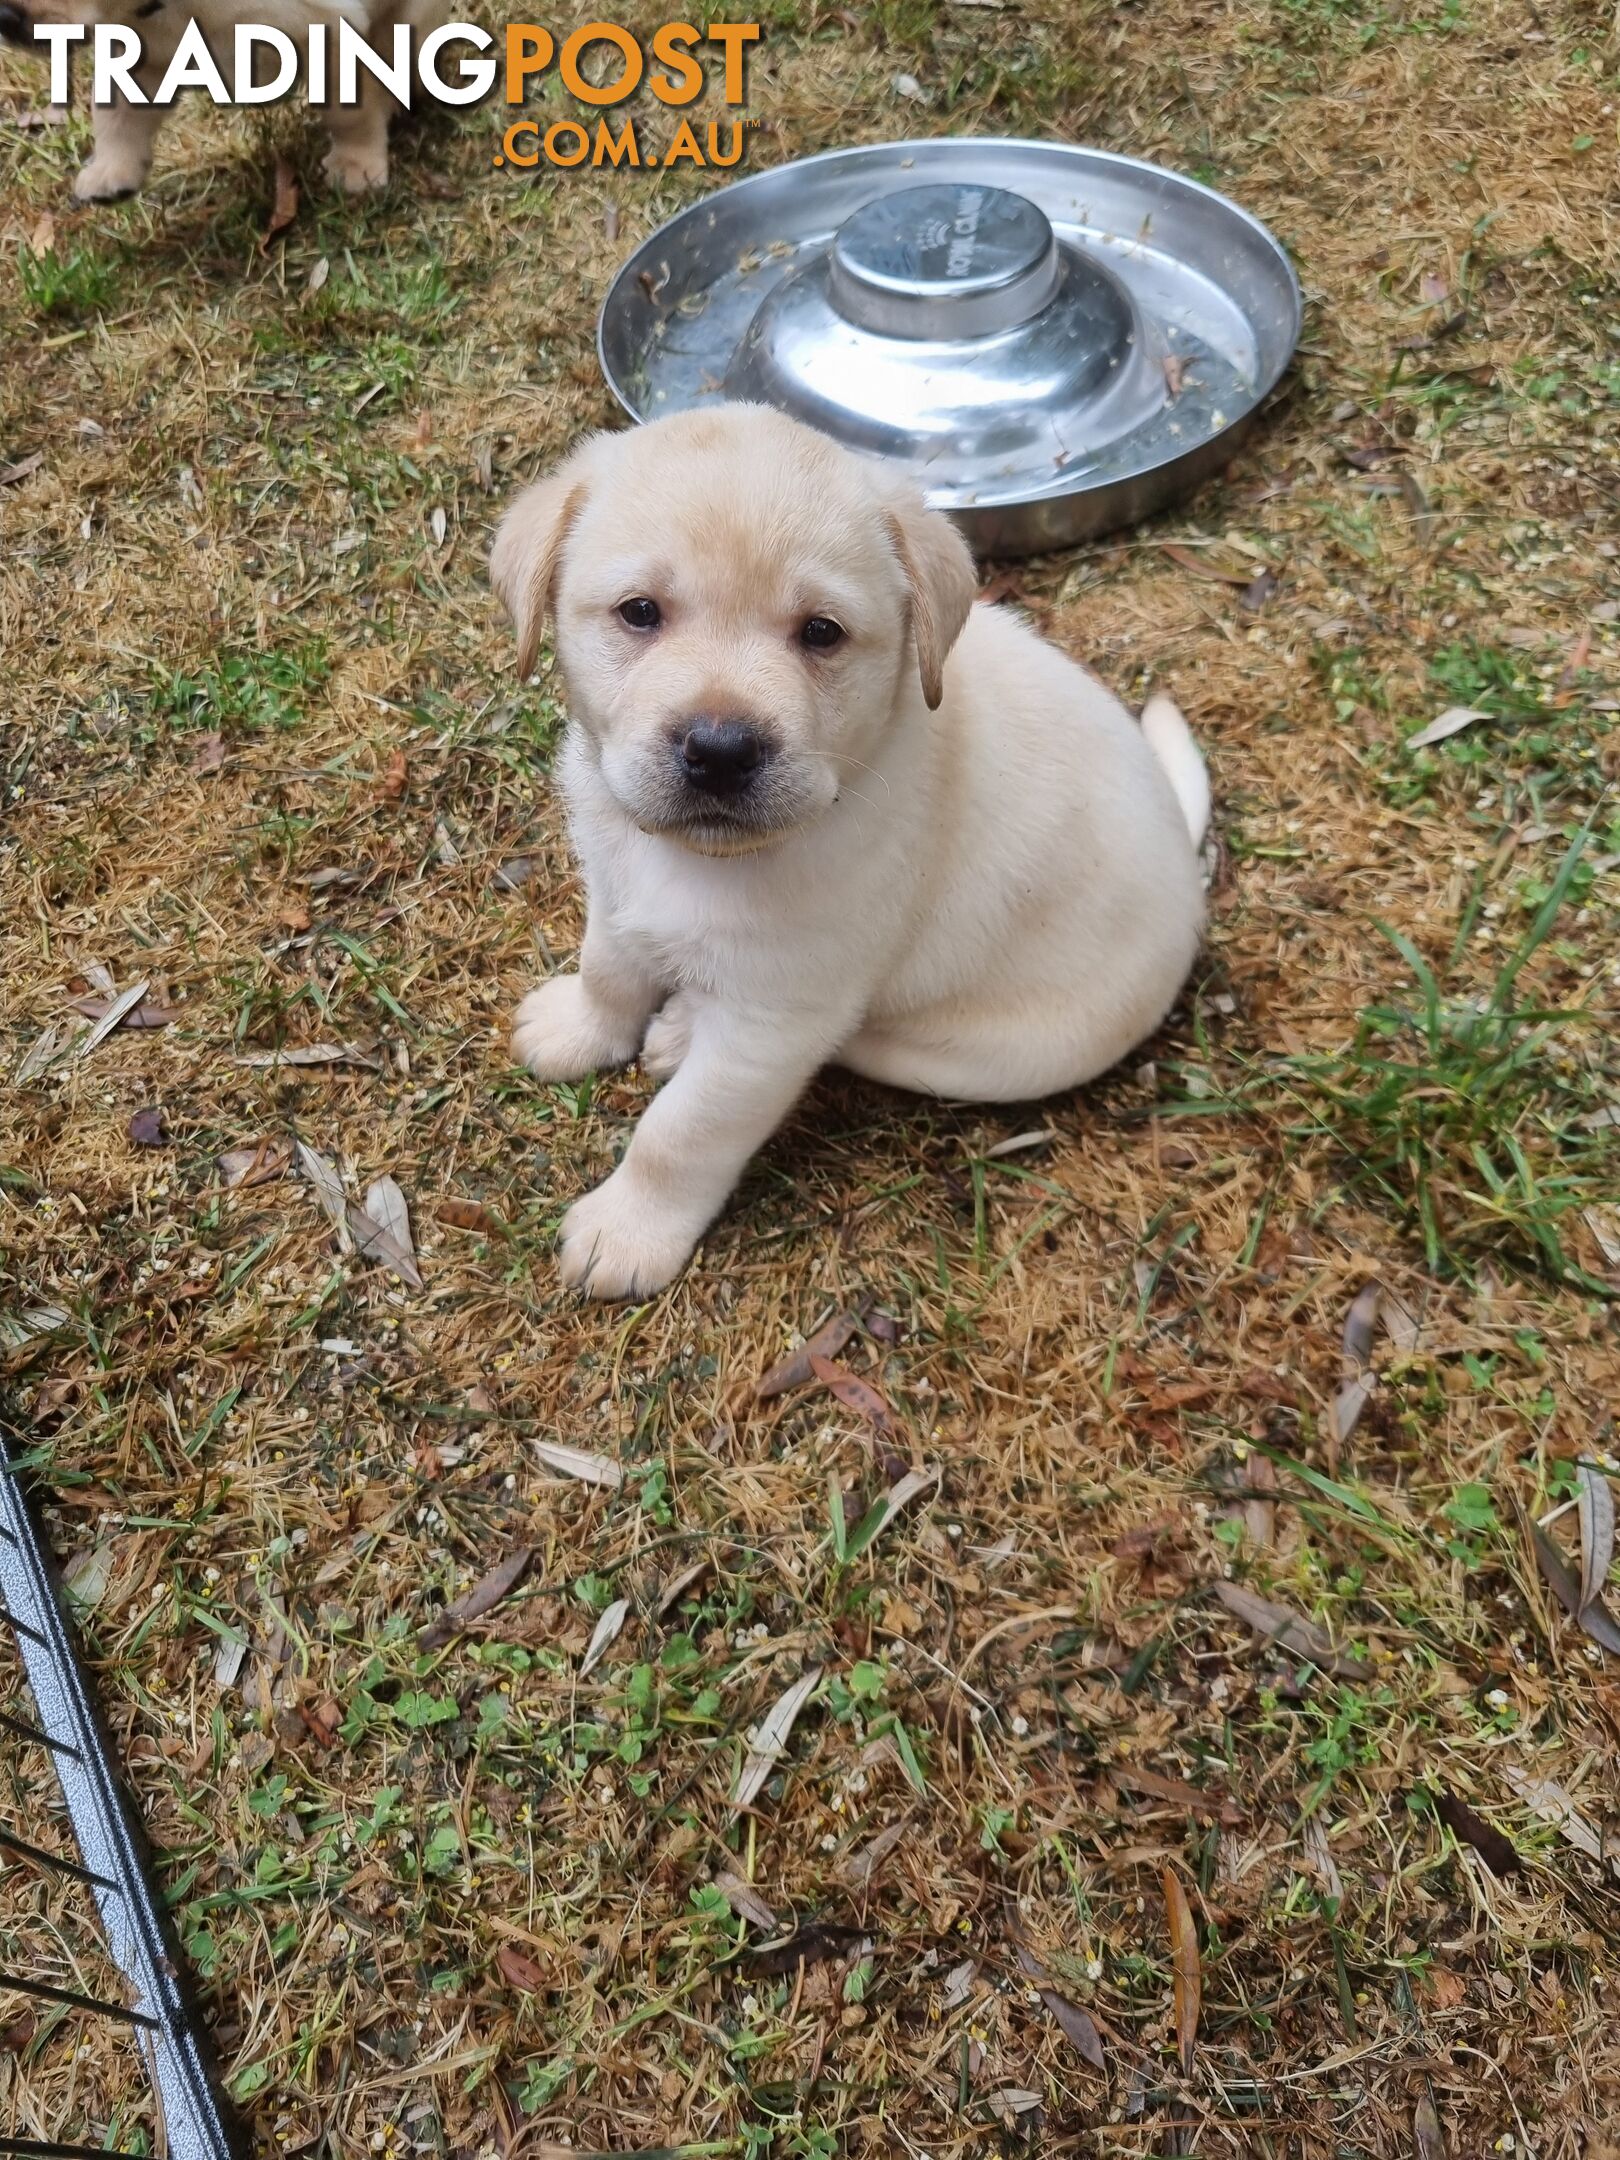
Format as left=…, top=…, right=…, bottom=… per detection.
left=841, top=1003, right=1138, bottom=1102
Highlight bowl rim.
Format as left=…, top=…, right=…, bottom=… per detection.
left=595, top=135, right=1304, bottom=519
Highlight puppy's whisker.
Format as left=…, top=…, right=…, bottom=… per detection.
left=803, top=749, right=893, bottom=801
left=835, top=784, right=885, bottom=819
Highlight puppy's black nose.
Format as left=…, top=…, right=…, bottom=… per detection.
left=0, top=7, right=31, bottom=43
left=680, top=718, right=763, bottom=797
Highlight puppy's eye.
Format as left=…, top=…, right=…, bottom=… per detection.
left=800, top=615, right=845, bottom=651
left=617, top=597, right=661, bottom=631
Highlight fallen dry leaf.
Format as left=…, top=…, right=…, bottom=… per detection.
left=1414, top=2090, right=1448, bottom=2160
left=63, top=1544, right=114, bottom=1610
left=260, top=154, right=299, bottom=250
left=0, top=2011, right=38, bottom=2056
left=421, top=1547, right=532, bottom=1649
left=579, top=1597, right=630, bottom=1678
left=734, top=1665, right=822, bottom=1810
left=1399, top=468, right=1438, bottom=546
left=1576, top=1458, right=1616, bottom=1617
left=1140, top=1380, right=1214, bottom=1413
left=841, top=1817, right=908, bottom=1888
left=298, top=1697, right=342, bottom=1749
left=1501, top=1765, right=1616, bottom=1875
left=0, top=452, right=45, bottom=488
left=807, top=1354, right=898, bottom=1440
left=191, top=731, right=225, bottom=775
left=294, top=1140, right=353, bottom=1250
left=1243, top=1451, right=1277, bottom=1547
left=1298, top=1813, right=1344, bottom=1902
left=495, top=1943, right=547, bottom=1992
left=656, top=1554, right=713, bottom=1616
left=343, top=1176, right=423, bottom=1290
left=1014, top=1946, right=1105, bottom=2071
left=754, top=1309, right=860, bottom=1399
left=235, top=1042, right=379, bottom=1071
left=712, top=1870, right=777, bottom=1930
left=1160, top=540, right=1249, bottom=585
left=1407, top=705, right=1487, bottom=751
left=1212, top=1579, right=1371, bottom=1680
left=436, top=1196, right=502, bottom=1236
left=1163, top=1866, right=1201, bottom=2075
left=69, top=984, right=178, bottom=1044
left=375, top=747, right=408, bottom=801
left=1115, top=1766, right=1242, bottom=1826
left=979, top=1127, right=1056, bottom=1159
left=217, top=1137, right=293, bottom=1190
left=127, top=1106, right=166, bottom=1148
left=1329, top=1278, right=1383, bottom=1449
left=1530, top=1523, right=1620, bottom=1655
left=532, top=1439, right=622, bottom=1489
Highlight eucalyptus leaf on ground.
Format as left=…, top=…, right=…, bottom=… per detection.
left=754, top=1308, right=860, bottom=1399
left=1575, top=1459, right=1616, bottom=1616
left=1530, top=1522, right=1620, bottom=1656
left=1406, top=704, right=1487, bottom=750
left=579, top=1597, right=630, bottom=1678
left=1212, top=1579, right=1371, bottom=1679
left=733, top=1666, right=822, bottom=1810
left=1163, top=1865, right=1201, bottom=2074
left=532, top=1440, right=623, bottom=1489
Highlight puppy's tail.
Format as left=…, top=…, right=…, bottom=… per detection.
left=1140, top=693, right=1210, bottom=847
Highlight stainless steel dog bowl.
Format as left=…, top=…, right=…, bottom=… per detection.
left=597, top=138, right=1301, bottom=558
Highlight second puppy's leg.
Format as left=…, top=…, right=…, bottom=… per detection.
left=73, top=15, right=183, bottom=200
left=558, top=1001, right=839, bottom=1298
left=321, top=64, right=392, bottom=193
left=321, top=0, right=452, bottom=192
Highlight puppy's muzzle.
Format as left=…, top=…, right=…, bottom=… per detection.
left=674, top=717, right=773, bottom=800
left=0, top=7, right=34, bottom=46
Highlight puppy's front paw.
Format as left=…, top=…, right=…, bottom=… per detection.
left=640, top=991, right=695, bottom=1082
left=73, top=152, right=148, bottom=202
left=511, top=977, right=636, bottom=1083
left=322, top=140, right=389, bottom=195
left=558, top=1173, right=699, bottom=1300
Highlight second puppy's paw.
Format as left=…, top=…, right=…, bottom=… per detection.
left=511, top=977, right=635, bottom=1083
left=557, top=1173, right=699, bottom=1300
left=73, top=151, right=149, bottom=201
left=322, top=139, right=390, bottom=194
left=640, top=991, right=696, bottom=1082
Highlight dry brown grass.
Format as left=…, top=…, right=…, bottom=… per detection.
left=4, top=0, right=1620, bottom=2153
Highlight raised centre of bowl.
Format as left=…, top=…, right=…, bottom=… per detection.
left=827, top=183, right=1061, bottom=340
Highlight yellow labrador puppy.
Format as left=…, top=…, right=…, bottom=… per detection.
left=491, top=404, right=1209, bottom=1299
left=0, top=0, right=446, bottom=198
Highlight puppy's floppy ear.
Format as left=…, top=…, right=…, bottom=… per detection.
left=883, top=489, right=977, bottom=712
left=489, top=445, right=596, bottom=678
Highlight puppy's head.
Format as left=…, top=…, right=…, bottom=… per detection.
left=489, top=403, right=976, bottom=855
